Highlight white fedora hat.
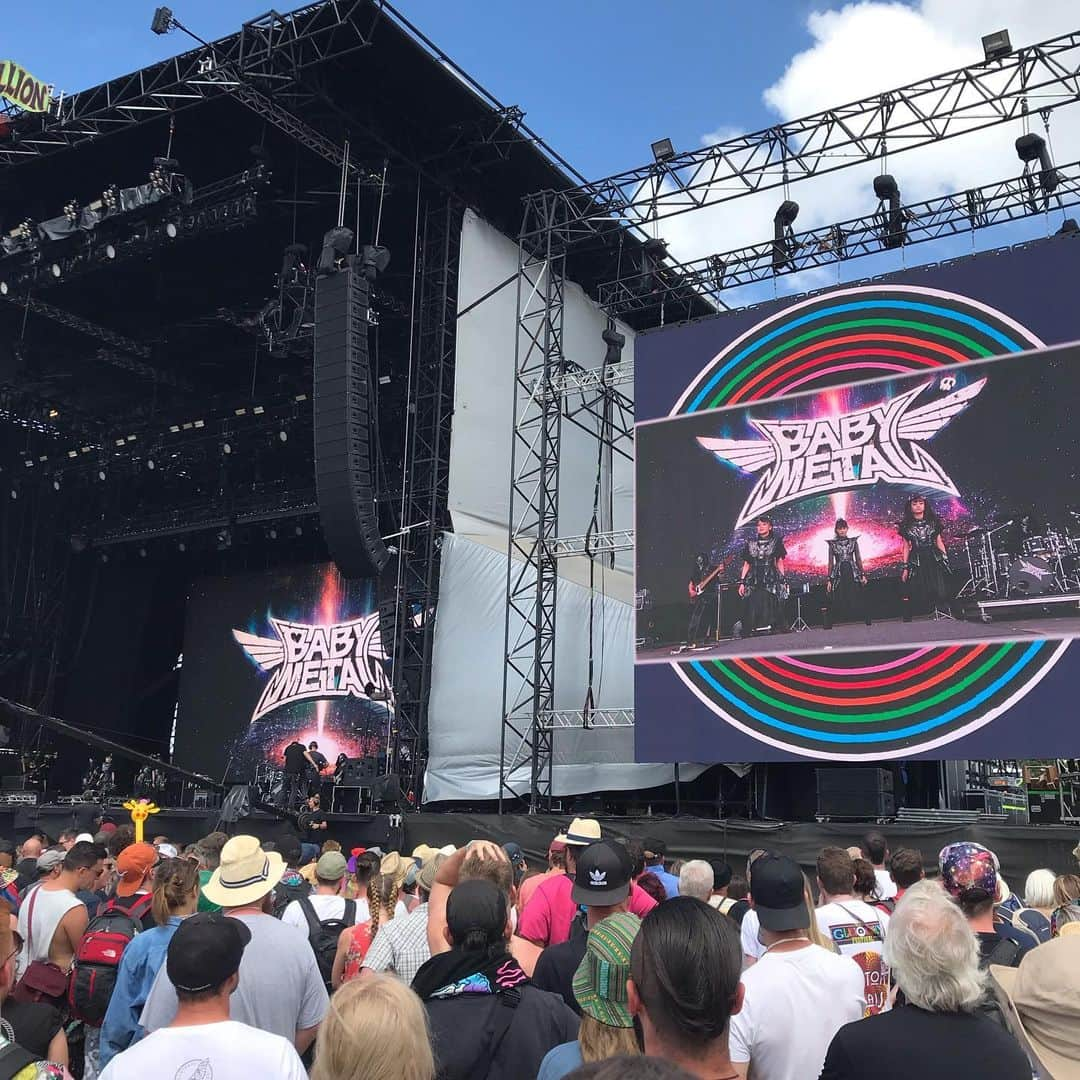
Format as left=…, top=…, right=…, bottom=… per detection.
left=201, top=835, right=285, bottom=909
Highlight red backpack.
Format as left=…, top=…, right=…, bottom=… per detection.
left=67, top=894, right=153, bottom=1026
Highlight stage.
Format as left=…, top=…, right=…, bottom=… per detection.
left=2, top=806, right=1075, bottom=887
left=637, top=610, right=1080, bottom=663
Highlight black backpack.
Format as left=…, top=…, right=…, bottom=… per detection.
left=299, top=896, right=356, bottom=990
left=0, top=1040, right=38, bottom=1080
left=272, top=875, right=312, bottom=920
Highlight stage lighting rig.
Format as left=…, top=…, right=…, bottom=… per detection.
left=150, top=6, right=174, bottom=35
left=651, top=138, right=677, bottom=164
left=873, top=174, right=908, bottom=249
left=982, top=29, right=1012, bottom=62
left=771, top=200, right=800, bottom=270
left=1016, top=132, right=1058, bottom=210
left=602, top=326, right=626, bottom=367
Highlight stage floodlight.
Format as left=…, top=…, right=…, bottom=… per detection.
left=774, top=200, right=800, bottom=227
left=151, top=7, right=174, bottom=35
left=772, top=200, right=800, bottom=271
left=602, top=326, right=626, bottom=367
left=982, top=29, right=1012, bottom=61
left=651, top=138, right=676, bottom=163
left=1016, top=133, right=1058, bottom=206
left=316, top=227, right=354, bottom=276
left=873, top=175, right=906, bottom=249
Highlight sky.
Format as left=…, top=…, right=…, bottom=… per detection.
left=3, top=0, right=1079, bottom=304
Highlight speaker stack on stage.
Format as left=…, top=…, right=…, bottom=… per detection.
left=815, top=767, right=895, bottom=821
left=314, top=229, right=390, bottom=579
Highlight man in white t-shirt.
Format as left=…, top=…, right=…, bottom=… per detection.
left=101, top=911, right=305, bottom=1080
left=740, top=848, right=772, bottom=966
left=862, top=830, right=897, bottom=901
left=730, top=854, right=865, bottom=1080
left=281, top=850, right=354, bottom=930
left=815, top=846, right=891, bottom=1015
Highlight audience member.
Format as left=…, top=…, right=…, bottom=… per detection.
left=861, top=831, right=896, bottom=900
left=109, top=842, right=160, bottom=929
left=519, top=841, right=568, bottom=913
left=332, top=865, right=400, bottom=987
left=195, top=831, right=228, bottom=913
left=56, top=830, right=78, bottom=853
left=310, top=975, right=435, bottom=1080
left=635, top=872, right=666, bottom=905
left=502, top=842, right=528, bottom=887
left=851, top=858, right=880, bottom=903
left=281, top=850, right=353, bottom=931
left=0, top=900, right=67, bottom=1067
left=0, top=839, right=15, bottom=871
left=1016, top=868, right=1055, bottom=943
left=271, top=833, right=312, bottom=918
left=100, top=857, right=200, bottom=1067
left=628, top=897, right=743, bottom=1080
left=676, top=859, right=713, bottom=903
left=707, top=860, right=732, bottom=907
left=538, top=912, right=641, bottom=1080
left=17, top=840, right=103, bottom=978
left=100, top=912, right=306, bottom=1079
left=520, top=820, right=605, bottom=946
left=1050, top=873, right=1080, bottom=936
left=991, top=934, right=1080, bottom=1080
left=730, top=855, right=864, bottom=1080
left=563, top=1059, right=695, bottom=1080
left=139, top=835, right=328, bottom=1055
left=939, top=842, right=1031, bottom=968
left=878, top=847, right=923, bottom=915
left=821, top=881, right=1032, bottom=1080
left=815, top=847, right=890, bottom=1013
left=641, top=838, right=680, bottom=898
left=360, top=853, right=445, bottom=986
left=739, top=848, right=772, bottom=965
left=532, top=841, right=635, bottom=1012
left=352, top=852, right=408, bottom=922
left=413, top=879, right=578, bottom=1080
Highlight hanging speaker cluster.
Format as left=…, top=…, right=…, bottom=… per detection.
left=313, top=255, right=389, bottom=579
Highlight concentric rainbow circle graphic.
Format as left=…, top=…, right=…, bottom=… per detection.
left=668, top=285, right=1072, bottom=760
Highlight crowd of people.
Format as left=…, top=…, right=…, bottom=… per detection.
left=0, top=819, right=1076, bottom=1079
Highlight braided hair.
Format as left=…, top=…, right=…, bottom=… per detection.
left=366, top=871, right=399, bottom=940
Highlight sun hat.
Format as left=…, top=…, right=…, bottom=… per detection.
left=555, top=818, right=602, bottom=848
left=412, top=843, right=437, bottom=863
left=380, top=851, right=406, bottom=883
left=201, top=835, right=285, bottom=908
left=417, top=853, right=446, bottom=894
left=316, top=851, right=348, bottom=882
left=572, top=912, right=641, bottom=1028
left=991, top=936, right=1080, bottom=1080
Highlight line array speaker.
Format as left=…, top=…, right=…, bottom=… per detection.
left=314, top=261, right=389, bottom=578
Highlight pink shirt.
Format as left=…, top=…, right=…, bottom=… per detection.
left=518, top=872, right=657, bottom=946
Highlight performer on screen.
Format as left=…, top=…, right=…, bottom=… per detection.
left=899, top=495, right=951, bottom=615
left=734, top=515, right=787, bottom=637
left=824, top=518, right=871, bottom=627
left=686, top=552, right=716, bottom=647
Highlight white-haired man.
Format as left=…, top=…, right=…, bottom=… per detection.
left=820, top=880, right=1031, bottom=1080
left=677, top=860, right=714, bottom=903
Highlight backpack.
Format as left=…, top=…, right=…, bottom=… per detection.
left=299, top=896, right=356, bottom=990
left=0, top=1039, right=38, bottom=1080
left=994, top=903, right=1046, bottom=948
left=67, top=893, right=153, bottom=1026
left=272, top=875, right=312, bottom=920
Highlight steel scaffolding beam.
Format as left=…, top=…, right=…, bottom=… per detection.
left=598, top=160, right=1080, bottom=316
left=387, top=195, right=462, bottom=802
left=524, top=30, right=1080, bottom=245
left=540, top=708, right=635, bottom=730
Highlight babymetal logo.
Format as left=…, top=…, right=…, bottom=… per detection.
left=698, top=377, right=985, bottom=528
left=233, top=613, right=390, bottom=722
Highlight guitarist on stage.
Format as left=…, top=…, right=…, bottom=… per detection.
left=687, top=552, right=720, bottom=647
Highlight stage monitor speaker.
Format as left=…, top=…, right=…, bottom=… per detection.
left=342, top=758, right=378, bottom=786
left=371, top=772, right=406, bottom=807
left=314, top=261, right=389, bottom=579
left=815, top=767, right=895, bottom=820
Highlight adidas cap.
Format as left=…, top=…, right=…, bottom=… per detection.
left=571, top=839, right=632, bottom=907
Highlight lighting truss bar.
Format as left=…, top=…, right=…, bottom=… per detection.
left=525, top=30, right=1080, bottom=244
left=539, top=708, right=635, bottom=730
left=0, top=2, right=379, bottom=167
left=598, top=161, right=1080, bottom=315
left=544, top=360, right=634, bottom=396
left=547, top=530, right=634, bottom=558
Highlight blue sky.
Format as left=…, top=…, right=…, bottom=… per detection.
left=4, top=0, right=1077, bottom=303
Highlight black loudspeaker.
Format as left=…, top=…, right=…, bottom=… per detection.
left=314, top=261, right=389, bottom=578
left=815, top=767, right=895, bottom=820
left=371, top=772, right=406, bottom=806
left=342, top=758, right=379, bottom=786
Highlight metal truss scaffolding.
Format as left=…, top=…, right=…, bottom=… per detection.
left=500, top=31, right=1080, bottom=812
left=387, top=195, right=462, bottom=803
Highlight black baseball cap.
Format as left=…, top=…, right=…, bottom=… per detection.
left=571, top=840, right=632, bottom=907
left=166, top=912, right=252, bottom=993
left=642, top=837, right=666, bottom=859
left=750, top=855, right=809, bottom=932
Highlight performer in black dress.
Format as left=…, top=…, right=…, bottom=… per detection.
left=824, top=518, right=871, bottom=627
left=735, top=516, right=788, bottom=636
left=899, top=495, right=951, bottom=614
left=686, top=552, right=716, bottom=647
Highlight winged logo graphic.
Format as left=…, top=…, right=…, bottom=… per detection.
left=233, top=612, right=390, bottom=723
left=697, top=378, right=985, bottom=527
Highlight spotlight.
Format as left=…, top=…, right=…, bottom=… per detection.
left=982, top=29, right=1012, bottom=62
left=278, top=430, right=288, bottom=443
left=772, top=200, right=800, bottom=270
left=49, top=263, right=62, bottom=279
left=1016, top=132, right=1058, bottom=208
left=873, top=175, right=906, bottom=249
left=151, top=6, right=174, bottom=35
left=164, top=222, right=178, bottom=239
left=223, top=442, right=232, bottom=455
left=602, top=327, right=626, bottom=367
left=651, top=137, right=677, bottom=163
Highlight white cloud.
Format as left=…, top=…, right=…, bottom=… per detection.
left=661, top=0, right=1080, bottom=297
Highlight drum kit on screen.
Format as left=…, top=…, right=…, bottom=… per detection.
left=960, top=510, right=1080, bottom=602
